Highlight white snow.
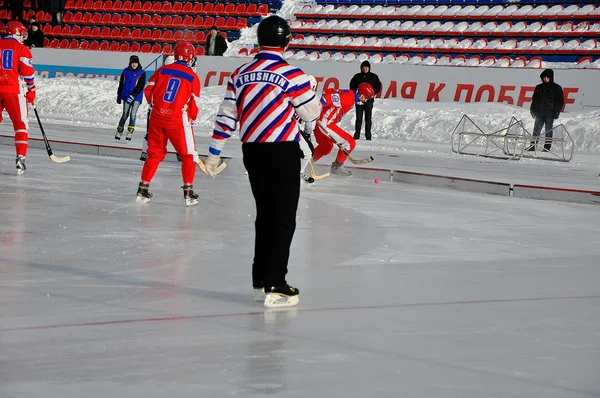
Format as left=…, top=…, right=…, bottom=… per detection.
left=32, top=76, right=600, bottom=152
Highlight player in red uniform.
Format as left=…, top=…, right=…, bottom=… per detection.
left=136, top=41, right=201, bottom=206
left=312, top=82, right=374, bottom=176
left=0, top=21, right=36, bottom=175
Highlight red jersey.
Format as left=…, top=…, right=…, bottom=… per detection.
left=318, top=89, right=357, bottom=127
left=0, top=37, right=35, bottom=94
left=145, top=61, right=200, bottom=122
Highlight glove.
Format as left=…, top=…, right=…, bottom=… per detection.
left=205, top=154, right=221, bottom=179
left=117, top=96, right=121, bottom=104
left=125, top=95, right=135, bottom=104
left=25, top=86, right=36, bottom=104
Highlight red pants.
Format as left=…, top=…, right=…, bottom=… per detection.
left=141, top=115, right=197, bottom=185
left=0, top=92, right=29, bottom=157
left=313, top=122, right=355, bottom=164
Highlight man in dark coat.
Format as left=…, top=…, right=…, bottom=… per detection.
left=528, top=68, right=564, bottom=151
left=349, top=60, right=381, bottom=140
left=205, top=26, right=228, bottom=56
left=25, top=22, right=44, bottom=48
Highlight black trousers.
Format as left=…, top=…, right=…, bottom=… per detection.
left=354, top=100, right=373, bottom=140
left=242, top=142, right=301, bottom=288
left=532, top=116, right=554, bottom=150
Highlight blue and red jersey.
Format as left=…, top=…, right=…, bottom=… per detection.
left=144, top=61, right=200, bottom=122
left=209, top=50, right=321, bottom=156
left=0, top=37, right=34, bottom=94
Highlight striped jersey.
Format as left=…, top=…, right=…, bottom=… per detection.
left=0, top=37, right=34, bottom=94
left=144, top=61, right=200, bottom=122
left=209, top=50, right=321, bottom=156
left=318, top=88, right=358, bottom=127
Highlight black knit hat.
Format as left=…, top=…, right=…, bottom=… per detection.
left=129, top=55, right=140, bottom=64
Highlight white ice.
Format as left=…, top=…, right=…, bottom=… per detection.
left=1, top=141, right=600, bottom=397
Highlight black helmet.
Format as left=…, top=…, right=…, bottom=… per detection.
left=257, top=15, right=291, bottom=48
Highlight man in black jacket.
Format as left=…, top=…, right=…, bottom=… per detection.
left=205, top=26, right=228, bottom=56
left=349, top=61, right=381, bottom=140
left=528, top=69, right=564, bottom=151
left=25, top=22, right=44, bottom=48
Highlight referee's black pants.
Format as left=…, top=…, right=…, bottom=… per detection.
left=242, top=141, right=301, bottom=288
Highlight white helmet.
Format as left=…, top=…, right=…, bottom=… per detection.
left=307, top=75, right=317, bottom=91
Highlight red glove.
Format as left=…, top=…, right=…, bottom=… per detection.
left=25, top=86, right=36, bottom=104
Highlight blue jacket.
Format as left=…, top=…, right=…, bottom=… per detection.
left=118, top=65, right=146, bottom=103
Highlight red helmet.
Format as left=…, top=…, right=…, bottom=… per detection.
left=174, top=41, right=196, bottom=66
left=357, top=83, right=375, bottom=100
left=7, top=21, right=28, bottom=42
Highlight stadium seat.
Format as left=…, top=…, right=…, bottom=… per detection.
left=130, top=42, right=140, bottom=52
left=119, top=42, right=130, bottom=52
left=141, top=43, right=151, bottom=52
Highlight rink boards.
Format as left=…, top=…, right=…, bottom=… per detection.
left=2, top=134, right=599, bottom=206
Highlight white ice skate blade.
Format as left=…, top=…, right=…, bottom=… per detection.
left=185, top=198, right=199, bottom=206
left=253, top=288, right=265, bottom=302
left=136, top=196, right=151, bottom=204
left=264, top=293, right=299, bottom=308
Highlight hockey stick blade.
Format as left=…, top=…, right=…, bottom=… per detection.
left=32, top=105, right=71, bottom=163
left=50, top=154, right=71, bottom=163
left=197, top=158, right=227, bottom=177
left=309, top=161, right=329, bottom=180
left=322, top=130, right=374, bottom=164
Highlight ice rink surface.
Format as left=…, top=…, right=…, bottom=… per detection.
left=1, top=143, right=600, bottom=397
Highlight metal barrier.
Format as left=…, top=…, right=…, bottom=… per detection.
left=451, top=114, right=574, bottom=162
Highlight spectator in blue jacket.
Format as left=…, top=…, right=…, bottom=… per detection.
left=116, top=55, right=146, bottom=141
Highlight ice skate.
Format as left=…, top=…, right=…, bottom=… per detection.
left=136, top=182, right=152, bottom=203
left=15, top=156, right=26, bottom=175
left=264, top=284, right=299, bottom=308
left=331, top=161, right=352, bottom=177
left=140, top=151, right=148, bottom=162
left=126, top=126, right=134, bottom=142
left=182, top=185, right=199, bottom=206
left=115, top=126, right=124, bottom=141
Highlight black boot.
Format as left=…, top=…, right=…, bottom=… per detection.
left=136, top=182, right=152, bottom=203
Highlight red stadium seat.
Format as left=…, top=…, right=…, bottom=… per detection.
left=161, top=15, right=172, bottom=27
left=131, top=28, right=141, bottom=40
left=196, top=46, right=205, bottom=56
left=120, top=28, right=131, bottom=39
left=141, top=29, right=151, bottom=40
left=182, top=2, right=192, bottom=14
left=51, top=25, right=61, bottom=36
left=79, top=40, right=89, bottom=50
left=70, top=25, right=81, bottom=37
left=141, top=43, right=152, bottom=52
left=192, top=3, right=203, bottom=14
left=203, top=3, right=214, bottom=14
left=111, top=0, right=122, bottom=11
left=236, top=18, right=247, bottom=29
left=49, top=38, right=60, bottom=48
left=101, top=13, right=111, bottom=25
left=43, top=24, right=52, bottom=35
left=110, top=27, right=120, bottom=38
left=131, top=14, right=142, bottom=26
left=151, top=15, right=161, bottom=26
left=131, top=1, right=142, bottom=12
left=61, top=25, right=71, bottom=37
left=102, top=0, right=113, bottom=10
left=82, top=0, right=93, bottom=10
left=72, top=11, right=83, bottom=23
left=90, top=26, right=101, bottom=37
left=99, top=41, right=109, bottom=51
left=151, top=29, right=162, bottom=40
left=91, top=13, right=101, bottom=24
left=194, top=31, right=205, bottom=43
left=109, top=42, right=119, bottom=51
left=244, top=4, right=257, bottom=17
left=100, top=27, right=111, bottom=39
left=151, top=43, right=162, bottom=52
left=110, top=14, right=121, bottom=25
left=257, top=4, right=268, bottom=16
left=193, top=16, right=203, bottom=28
left=130, top=42, right=141, bottom=52
left=150, top=1, right=161, bottom=13
left=183, top=31, right=194, bottom=41
left=141, top=14, right=152, bottom=27
left=162, top=30, right=173, bottom=41
left=224, top=4, right=235, bottom=15
left=235, top=4, right=246, bottom=15
left=59, top=39, right=69, bottom=48
left=172, top=15, right=182, bottom=27
left=69, top=40, right=79, bottom=49
left=80, top=26, right=91, bottom=37
left=225, top=17, right=236, bottom=29
left=92, top=0, right=102, bottom=10
left=142, top=1, right=152, bottom=11
left=203, top=17, right=214, bottom=29
left=161, top=1, right=172, bottom=13
left=238, top=48, right=248, bottom=56
left=120, top=42, right=130, bottom=52
left=172, top=2, right=183, bottom=13
left=72, top=0, right=84, bottom=10
left=214, top=3, right=224, bottom=15
left=182, top=16, right=193, bottom=27
left=62, top=11, right=73, bottom=23
left=121, top=14, right=131, bottom=26
left=162, top=44, right=173, bottom=54
left=89, top=40, right=99, bottom=50
left=172, top=30, right=183, bottom=41
left=122, top=0, right=132, bottom=11
left=215, top=17, right=225, bottom=29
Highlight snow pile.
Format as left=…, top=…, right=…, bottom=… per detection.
left=33, top=76, right=600, bottom=152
